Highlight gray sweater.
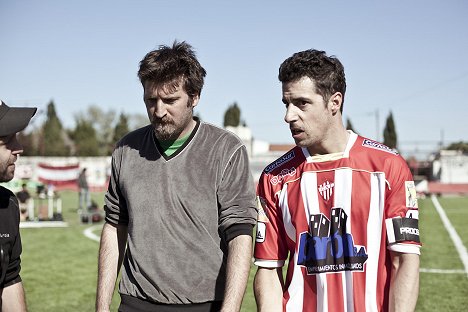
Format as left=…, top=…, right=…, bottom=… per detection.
left=104, top=120, right=257, bottom=304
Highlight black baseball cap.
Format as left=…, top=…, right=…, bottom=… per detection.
left=0, top=100, right=37, bottom=137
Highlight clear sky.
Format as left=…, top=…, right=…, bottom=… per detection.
left=1, top=0, right=467, bottom=158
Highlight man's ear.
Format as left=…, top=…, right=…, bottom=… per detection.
left=328, top=92, right=343, bottom=115
left=191, top=94, right=200, bottom=108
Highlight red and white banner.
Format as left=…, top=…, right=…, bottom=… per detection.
left=37, top=163, right=80, bottom=188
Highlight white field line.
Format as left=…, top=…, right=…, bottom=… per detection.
left=419, top=268, right=465, bottom=274
left=431, top=194, right=468, bottom=278
left=83, top=224, right=102, bottom=242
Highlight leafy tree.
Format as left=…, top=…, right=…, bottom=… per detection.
left=345, top=117, right=357, bottom=133
left=223, top=102, right=241, bottom=127
left=40, top=100, right=69, bottom=156
left=128, top=113, right=149, bottom=131
left=446, top=141, right=468, bottom=152
left=383, top=111, right=397, bottom=148
left=70, top=117, right=100, bottom=156
left=112, top=113, right=130, bottom=145
left=84, top=105, right=116, bottom=155
left=17, top=131, right=37, bottom=156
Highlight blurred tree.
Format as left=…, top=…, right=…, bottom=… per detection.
left=383, top=111, right=397, bottom=148
left=85, top=105, right=116, bottom=155
left=446, top=141, right=468, bottom=152
left=345, top=117, right=357, bottom=133
left=128, top=113, right=149, bottom=131
left=40, top=100, right=69, bottom=156
left=112, top=113, right=130, bottom=146
left=17, top=131, right=37, bottom=156
left=70, top=117, right=100, bottom=156
left=223, top=102, right=241, bottom=127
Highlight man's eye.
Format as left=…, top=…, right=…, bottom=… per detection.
left=1, top=135, right=13, bottom=145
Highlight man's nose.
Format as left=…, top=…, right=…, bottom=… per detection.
left=153, top=101, right=167, bottom=119
left=284, top=104, right=297, bottom=124
left=10, top=135, right=24, bottom=155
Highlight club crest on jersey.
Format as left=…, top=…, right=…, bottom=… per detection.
left=318, top=181, right=334, bottom=201
left=264, top=151, right=295, bottom=174
left=362, top=139, right=398, bottom=155
left=297, top=208, right=368, bottom=274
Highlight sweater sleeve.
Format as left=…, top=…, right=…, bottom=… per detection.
left=217, top=145, right=257, bottom=240
left=104, top=145, right=129, bottom=225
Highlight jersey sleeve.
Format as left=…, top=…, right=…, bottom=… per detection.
left=104, top=145, right=129, bottom=225
left=1, top=196, right=22, bottom=288
left=253, top=172, right=289, bottom=268
left=384, top=155, right=421, bottom=255
left=3, top=232, right=22, bottom=287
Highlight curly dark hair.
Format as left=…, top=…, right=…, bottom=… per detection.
left=278, top=49, right=346, bottom=112
left=138, top=41, right=207, bottom=98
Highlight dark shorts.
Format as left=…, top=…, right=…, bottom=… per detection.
left=119, top=294, right=223, bottom=312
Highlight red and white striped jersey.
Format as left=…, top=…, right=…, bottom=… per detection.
left=254, top=132, right=421, bottom=312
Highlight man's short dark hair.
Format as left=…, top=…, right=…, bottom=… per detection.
left=278, top=49, right=346, bottom=112
left=138, top=41, right=207, bottom=98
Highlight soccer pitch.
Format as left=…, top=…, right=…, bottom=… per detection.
left=18, top=191, right=468, bottom=311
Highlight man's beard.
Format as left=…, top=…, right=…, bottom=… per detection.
left=0, top=161, right=15, bottom=183
left=153, top=119, right=180, bottom=141
left=152, top=120, right=179, bottom=141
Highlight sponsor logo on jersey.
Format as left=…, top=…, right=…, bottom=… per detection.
left=257, top=197, right=270, bottom=223
left=405, top=181, right=418, bottom=208
left=256, top=222, right=266, bottom=243
left=264, top=151, right=295, bottom=174
left=318, top=181, right=334, bottom=201
left=0, top=233, right=10, bottom=238
left=270, top=167, right=296, bottom=185
left=297, top=208, right=368, bottom=274
left=362, top=139, right=398, bottom=155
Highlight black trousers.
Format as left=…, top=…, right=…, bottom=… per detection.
left=119, top=294, right=223, bottom=312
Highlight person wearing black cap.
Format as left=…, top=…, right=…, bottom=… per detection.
left=0, top=100, right=36, bottom=311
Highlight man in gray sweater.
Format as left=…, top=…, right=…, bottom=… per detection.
left=96, top=41, right=257, bottom=312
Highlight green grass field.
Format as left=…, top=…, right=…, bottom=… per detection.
left=18, top=191, right=468, bottom=311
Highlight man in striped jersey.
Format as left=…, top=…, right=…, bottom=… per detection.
left=253, top=50, right=420, bottom=312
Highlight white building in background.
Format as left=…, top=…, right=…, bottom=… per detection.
left=432, top=150, right=468, bottom=183
left=225, top=125, right=295, bottom=182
